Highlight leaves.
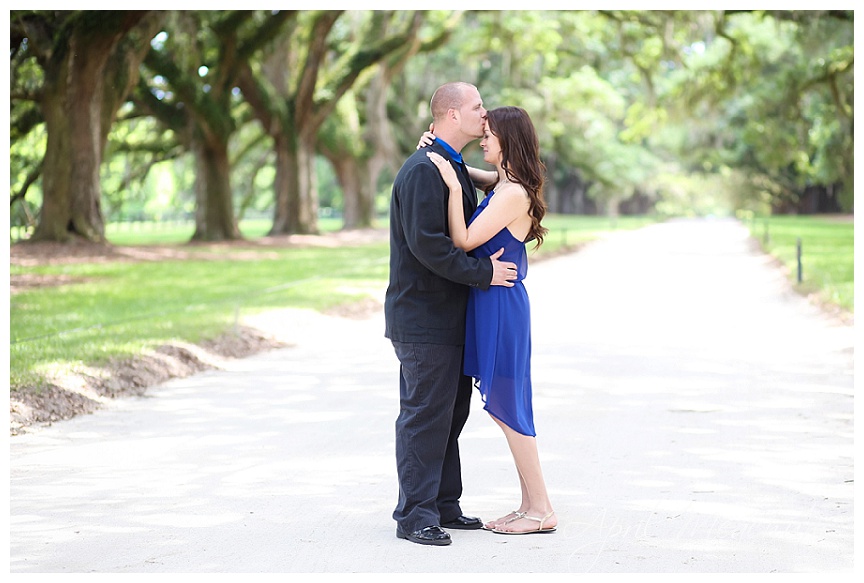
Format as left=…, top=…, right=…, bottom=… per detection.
left=9, top=9, right=854, bottom=238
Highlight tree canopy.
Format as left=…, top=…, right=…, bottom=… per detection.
left=9, top=9, right=854, bottom=243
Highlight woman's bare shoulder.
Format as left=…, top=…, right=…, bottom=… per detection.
left=494, top=182, right=530, bottom=204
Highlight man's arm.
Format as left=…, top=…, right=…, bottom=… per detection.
left=399, top=159, right=514, bottom=289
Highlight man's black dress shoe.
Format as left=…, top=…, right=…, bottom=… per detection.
left=441, top=515, right=483, bottom=530
left=396, top=525, right=452, bottom=546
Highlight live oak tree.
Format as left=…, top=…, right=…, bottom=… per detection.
left=641, top=10, right=853, bottom=215
left=134, top=11, right=293, bottom=241
left=316, top=12, right=458, bottom=229
left=10, top=10, right=163, bottom=242
left=236, top=11, right=422, bottom=235
left=9, top=10, right=854, bottom=242
left=422, top=9, right=853, bottom=216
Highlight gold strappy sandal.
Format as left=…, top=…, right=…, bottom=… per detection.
left=492, top=510, right=557, bottom=535
left=482, top=511, right=525, bottom=531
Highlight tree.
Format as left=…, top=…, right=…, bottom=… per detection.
left=10, top=9, right=852, bottom=237
left=317, top=11, right=458, bottom=229
left=10, top=10, right=163, bottom=242
left=134, top=11, right=293, bottom=241
left=665, top=10, right=854, bottom=214
left=402, top=10, right=671, bottom=215
left=237, top=10, right=422, bottom=235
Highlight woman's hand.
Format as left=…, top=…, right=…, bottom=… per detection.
left=428, top=150, right=469, bottom=250
left=416, top=123, right=436, bottom=149
left=426, top=151, right=461, bottom=191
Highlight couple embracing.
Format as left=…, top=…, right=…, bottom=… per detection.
left=384, top=82, right=557, bottom=546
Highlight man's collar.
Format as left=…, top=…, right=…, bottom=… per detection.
left=435, top=138, right=463, bottom=165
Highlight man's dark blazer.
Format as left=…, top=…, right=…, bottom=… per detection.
left=384, top=141, right=493, bottom=345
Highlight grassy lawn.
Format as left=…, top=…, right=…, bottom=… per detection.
left=11, top=241, right=390, bottom=391
left=103, top=216, right=346, bottom=245
left=11, top=213, right=852, bottom=393
left=746, top=215, right=854, bottom=312
left=10, top=214, right=657, bottom=391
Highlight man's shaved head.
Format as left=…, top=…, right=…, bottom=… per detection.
left=430, top=82, right=477, bottom=123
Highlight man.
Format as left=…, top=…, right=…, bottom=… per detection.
left=384, top=82, right=518, bottom=546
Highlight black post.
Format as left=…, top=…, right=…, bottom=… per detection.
left=797, top=237, right=803, bottom=283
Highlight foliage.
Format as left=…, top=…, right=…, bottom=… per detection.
left=666, top=11, right=853, bottom=212
left=8, top=10, right=854, bottom=239
left=10, top=10, right=162, bottom=242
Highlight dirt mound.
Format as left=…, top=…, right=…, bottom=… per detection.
left=9, top=231, right=389, bottom=435
left=9, top=325, right=286, bottom=436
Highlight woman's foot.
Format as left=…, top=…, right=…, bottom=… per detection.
left=492, top=510, right=557, bottom=534
left=483, top=510, right=525, bottom=530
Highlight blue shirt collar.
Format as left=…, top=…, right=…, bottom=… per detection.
left=436, top=138, right=463, bottom=165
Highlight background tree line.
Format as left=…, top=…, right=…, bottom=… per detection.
left=9, top=10, right=854, bottom=243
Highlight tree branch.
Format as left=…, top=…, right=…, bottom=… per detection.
left=295, top=10, right=343, bottom=129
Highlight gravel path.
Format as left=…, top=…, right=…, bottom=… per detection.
left=9, top=217, right=854, bottom=574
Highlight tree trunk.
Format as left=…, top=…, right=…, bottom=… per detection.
left=67, top=32, right=108, bottom=242
left=333, top=156, right=374, bottom=229
left=357, top=163, right=376, bottom=229
left=355, top=70, right=401, bottom=229
left=544, top=153, right=561, bottom=213
left=269, top=134, right=296, bottom=235
left=32, top=11, right=152, bottom=243
left=294, top=135, right=320, bottom=234
left=271, top=134, right=319, bottom=235
left=34, top=30, right=113, bottom=241
left=191, top=135, right=241, bottom=241
left=34, top=72, right=76, bottom=241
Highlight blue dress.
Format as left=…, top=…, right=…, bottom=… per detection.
left=464, top=191, right=535, bottom=437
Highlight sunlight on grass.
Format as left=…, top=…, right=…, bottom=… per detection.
left=103, top=217, right=347, bottom=246
left=745, top=215, right=853, bottom=312
left=10, top=214, right=653, bottom=392
left=13, top=212, right=852, bottom=393
left=10, top=242, right=389, bottom=390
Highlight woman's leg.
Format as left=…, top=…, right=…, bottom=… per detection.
left=491, top=414, right=557, bottom=533
left=483, top=463, right=529, bottom=529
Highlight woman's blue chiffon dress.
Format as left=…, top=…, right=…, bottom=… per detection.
left=464, top=190, right=535, bottom=437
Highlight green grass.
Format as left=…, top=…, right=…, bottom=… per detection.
left=746, top=215, right=854, bottom=312
left=10, top=213, right=654, bottom=391
left=103, top=216, right=347, bottom=246
left=14, top=212, right=851, bottom=394
left=10, top=242, right=389, bottom=390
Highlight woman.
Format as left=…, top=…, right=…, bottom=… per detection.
left=425, top=106, right=557, bottom=535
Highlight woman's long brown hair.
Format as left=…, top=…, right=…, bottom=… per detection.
left=485, top=106, right=548, bottom=248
